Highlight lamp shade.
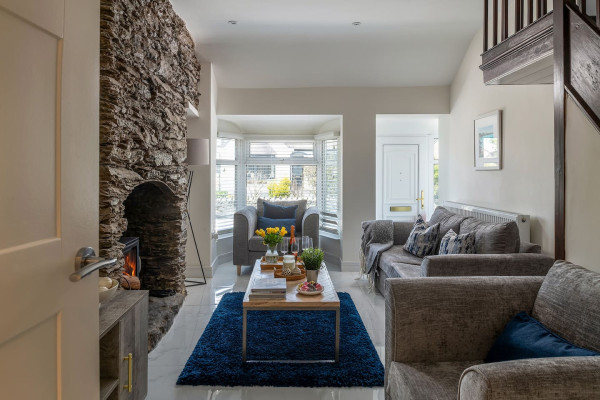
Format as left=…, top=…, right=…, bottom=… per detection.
left=185, top=138, right=209, bottom=166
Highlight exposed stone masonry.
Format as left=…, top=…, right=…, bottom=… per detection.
left=99, top=0, right=200, bottom=349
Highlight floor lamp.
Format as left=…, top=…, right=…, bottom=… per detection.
left=185, top=138, right=209, bottom=286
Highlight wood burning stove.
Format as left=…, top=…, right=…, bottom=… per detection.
left=119, top=237, right=141, bottom=277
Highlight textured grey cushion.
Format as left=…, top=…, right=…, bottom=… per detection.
left=403, top=216, right=441, bottom=257
left=380, top=245, right=423, bottom=267
left=248, top=235, right=267, bottom=252
left=393, top=221, right=414, bottom=245
left=438, top=229, right=476, bottom=255
left=387, top=360, right=478, bottom=400
left=392, top=263, right=421, bottom=278
left=257, top=198, right=306, bottom=230
left=262, top=201, right=297, bottom=219
left=459, top=357, right=600, bottom=400
left=460, top=217, right=520, bottom=254
left=520, top=241, right=542, bottom=253
left=532, top=261, right=600, bottom=353
left=429, top=206, right=468, bottom=237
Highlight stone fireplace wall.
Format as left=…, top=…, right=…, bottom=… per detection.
left=99, top=0, right=200, bottom=298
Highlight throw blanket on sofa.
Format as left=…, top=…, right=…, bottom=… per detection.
left=360, top=220, right=394, bottom=285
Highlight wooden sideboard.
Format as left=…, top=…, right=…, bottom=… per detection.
left=99, top=290, right=149, bottom=400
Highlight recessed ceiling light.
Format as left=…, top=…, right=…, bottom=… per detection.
left=228, top=20, right=238, bottom=25
left=352, top=22, right=361, bottom=26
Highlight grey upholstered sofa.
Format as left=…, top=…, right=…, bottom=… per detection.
left=385, top=261, right=600, bottom=400
left=367, top=207, right=555, bottom=294
left=233, top=198, right=319, bottom=275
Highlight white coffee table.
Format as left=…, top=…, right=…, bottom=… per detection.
left=242, top=259, right=340, bottom=363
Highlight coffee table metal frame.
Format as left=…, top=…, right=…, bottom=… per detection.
left=242, top=260, right=340, bottom=363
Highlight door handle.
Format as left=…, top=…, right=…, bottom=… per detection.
left=70, top=247, right=117, bottom=282
left=415, top=190, right=425, bottom=210
left=123, top=353, right=133, bottom=392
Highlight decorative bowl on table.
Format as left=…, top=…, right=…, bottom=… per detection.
left=296, top=281, right=323, bottom=295
left=98, top=277, right=119, bottom=304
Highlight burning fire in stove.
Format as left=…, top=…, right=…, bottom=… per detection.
left=123, top=247, right=137, bottom=277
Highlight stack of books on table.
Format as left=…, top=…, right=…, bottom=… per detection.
left=249, top=277, right=286, bottom=300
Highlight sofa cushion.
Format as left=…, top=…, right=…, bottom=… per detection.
left=429, top=206, right=468, bottom=237
left=485, top=311, right=599, bottom=363
left=386, top=360, right=478, bottom=400
left=380, top=245, right=423, bottom=266
left=248, top=235, right=268, bottom=252
left=403, top=215, right=441, bottom=257
left=460, top=217, right=520, bottom=254
left=256, top=216, right=295, bottom=234
left=257, top=198, right=306, bottom=230
left=263, top=201, right=298, bottom=219
left=392, top=263, right=422, bottom=278
left=438, top=229, right=476, bottom=255
left=532, top=261, right=600, bottom=353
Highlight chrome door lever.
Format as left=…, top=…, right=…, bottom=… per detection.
left=70, top=247, right=117, bottom=282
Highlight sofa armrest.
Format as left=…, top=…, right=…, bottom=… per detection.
left=459, top=357, right=600, bottom=400
left=302, top=206, right=320, bottom=247
left=421, top=254, right=555, bottom=277
left=520, top=241, right=542, bottom=253
left=233, top=206, right=257, bottom=265
left=385, top=276, right=543, bottom=369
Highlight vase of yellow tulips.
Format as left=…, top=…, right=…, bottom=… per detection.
left=255, top=226, right=288, bottom=263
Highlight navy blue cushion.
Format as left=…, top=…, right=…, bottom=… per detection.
left=485, top=312, right=600, bottom=363
left=263, top=201, right=298, bottom=219
left=257, top=217, right=296, bottom=235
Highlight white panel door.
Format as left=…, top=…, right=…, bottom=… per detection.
left=381, top=144, right=420, bottom=221
left=0, top=0, right=99, bottom=399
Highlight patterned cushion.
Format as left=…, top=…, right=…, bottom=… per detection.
left=403, top=215, right=441, bottom=257
left=438, top=229, right=476, bottom=255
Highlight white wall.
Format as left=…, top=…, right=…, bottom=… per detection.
left=444, top=30, right=555, bottom=254
left=218, top=86, right=450, bottom=269
left=565, top=97, right=600, bottom=272
left=185, top=63, right=217, bottom=278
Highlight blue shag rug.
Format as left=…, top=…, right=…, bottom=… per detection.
left=177, top=292, right=384, bottom=387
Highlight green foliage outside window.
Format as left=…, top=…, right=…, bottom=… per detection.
left=267, top=177, right=291, bottom=199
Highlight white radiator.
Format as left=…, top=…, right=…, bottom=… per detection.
left=443, top=201, right=531, bottom=243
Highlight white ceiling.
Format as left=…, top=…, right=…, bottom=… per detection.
left=171, top=0, right=482, bottom=88
left=219, top=115, right=341, bottom=134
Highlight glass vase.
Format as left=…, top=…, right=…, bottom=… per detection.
left=265, top=244, right=279, bottom=264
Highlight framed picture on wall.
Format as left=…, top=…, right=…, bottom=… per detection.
left=474, top=110, right=502, bottom=170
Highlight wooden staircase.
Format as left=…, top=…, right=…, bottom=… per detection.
left=480, top=0, right=600, bottom=259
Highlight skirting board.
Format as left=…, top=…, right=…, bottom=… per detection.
left=342, top=261, right=361, bottom=272
left=185, top=265, right=213, bottom=279
left=211, top=252, right=233, bottom=270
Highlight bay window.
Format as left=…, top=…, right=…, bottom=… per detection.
left=215, top=134, right=342, bottom=236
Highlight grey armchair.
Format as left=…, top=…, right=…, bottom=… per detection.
left=233, top=198, right=319, bottom=275
left=385, top=261, right=600, bottom=400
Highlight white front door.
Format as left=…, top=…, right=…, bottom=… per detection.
left=0, top=0, right=99, bottom=399
left=377, top=138, right=430, bottom=221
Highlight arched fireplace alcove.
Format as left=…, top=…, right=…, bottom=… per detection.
left=123, top=181, right=185, bottom=293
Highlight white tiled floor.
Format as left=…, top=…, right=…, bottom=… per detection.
left=147, top=263, right=385, bottom=400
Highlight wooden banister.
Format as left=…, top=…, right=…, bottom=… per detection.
left=484, top=0, right=554, bottom=51
left=493, top=0, right=499, bottom=45
left=502, top=0, right=509, bottom=39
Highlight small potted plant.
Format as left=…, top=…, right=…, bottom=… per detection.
left=255, top=226, right=288, bottom=263
left=300, top=247, right=324, bottom=282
